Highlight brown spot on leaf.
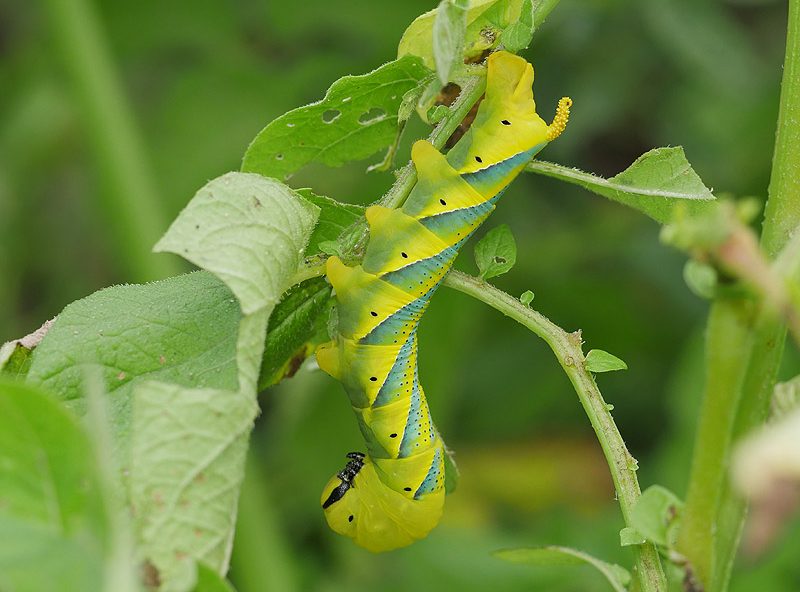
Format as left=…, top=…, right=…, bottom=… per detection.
left=140, top=560, right=161, bottom=590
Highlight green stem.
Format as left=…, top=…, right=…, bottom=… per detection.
left=443, top=271, right=666, bottom=592
left=678, top=2, right=800, bottom=589
left=43, top=0, right=179, bottom=281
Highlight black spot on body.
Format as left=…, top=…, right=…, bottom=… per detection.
left=501, top=119, right=511, bottom=125
left=370, top=311, right=378, bottom=317
left=440, top=198, right=447, bottom=205
left=390, top=433, right=397, bottom=438
left=475, top=156, right=483, bottom=163
left=401, top=252, right=408, bottom=258
left=404, top=487, right=412, bottom=492
left=369, top=376, right=377, bottom=382
left=348, top=515, right=354, bottom=522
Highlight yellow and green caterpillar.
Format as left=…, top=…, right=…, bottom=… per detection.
left=316, top=51, right=571, bottom=552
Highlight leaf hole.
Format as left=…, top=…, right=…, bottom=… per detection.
left=359, top=107, right=387, bottom=125
left=322, top=109, right=341, bottom=124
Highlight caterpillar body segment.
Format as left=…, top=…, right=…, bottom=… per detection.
left=318, top=51, right=571, bottom=552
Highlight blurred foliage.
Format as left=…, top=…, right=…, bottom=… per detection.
left=1, top=0, right=799, bottom=590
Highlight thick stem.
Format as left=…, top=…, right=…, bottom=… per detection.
left=678, top=2, right=800, bottom=589
left=443, top=271, right=666, bottom=592
left=43, top=0, right=179, bottom=281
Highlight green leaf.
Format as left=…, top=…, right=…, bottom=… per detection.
left=0, top=320, right=54, bottom=379
left=494, top=546, right=631, bottom=592
left=194, top=563, right=237, bottom=592
left=474, top=224, right=517, bottom=279
left=0, top=380, right=109, bottom=592
left=630, top=485, right=684, bottom=548
left=399, top=0, right=528, bottom=70
left=499, top=0, right=533, bottom=51
left=133, top=171, right=318, bottom=590
left=155, top=172, right=319, bottom=315
left=259, top=277, right=333, bottom=390
left=619, top=526, right=647, bottom=547
left=130, top=381, right=256, bottom=591
left=520, top=290, right=534, bottom=306
left=241, top=57, right=431, bottom=180
left=443, top=445, right=460, bottom=494
left=526, top=147, right=715, bottom=224
left=585, top=349, right=628, bottom=373
left=433, top=0, right=469, bottom=84
left=683, top=259, right=718, bottom=299
left=27, top=272, right=242, bottom=444
left=296, top=189, right=364, bottom=257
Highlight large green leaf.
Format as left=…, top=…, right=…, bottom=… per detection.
left=129, top=382, right=256, bottom=592
left=526, top=147, right=715, bottom=223
left=133, top=172, right=319, bottom=589
left=26, top=272, right=242, bottom=443
left=0, top=381, right=110, bottom=592
left=241, top=57, right=430, bottom=180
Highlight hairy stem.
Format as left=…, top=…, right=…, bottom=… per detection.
left=443, top=271, right=666, bottom=592
left=678, top=2, right=800, bottom=588
left=43, top=0, right=179, bottom=281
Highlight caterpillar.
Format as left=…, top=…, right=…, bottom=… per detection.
left=316, top=51, right=571, bottom=552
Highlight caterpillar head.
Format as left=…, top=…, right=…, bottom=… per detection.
left=448, top=51, right=571, bottom=174
left=321, top=453, right=445, bottom=552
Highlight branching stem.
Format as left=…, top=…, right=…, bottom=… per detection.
left=443, top=271, right=666, bottom=592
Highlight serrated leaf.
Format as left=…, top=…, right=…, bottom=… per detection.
left=619, top=526, right=646, bottom=547
left=585, top=349, right=628, bottom=373
left=630, top=485, right=684, bottom=548
left=130, top=382, right=256, bottom=591
left=155, top=172, right=319, bottom=315
left=494, top=546, right=631, bottom=592
left=433, top=0, right=469, bottom=84
left=27, top=272, right=242, bottom=443
left=475, top=224, right=517, bottom=279
left=259, top=277, right=333, bottom=390
left=242, top=57, right=430, bottom=180
left=296, top=189, right=364, bottom=257
left=0, top=380, right=110, bottom=592
left=399, top=0, right=527, bottom=69
left=527, top=147, right=715, bottom=224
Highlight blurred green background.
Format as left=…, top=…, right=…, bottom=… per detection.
left=2, top=0, right=798, bottom=590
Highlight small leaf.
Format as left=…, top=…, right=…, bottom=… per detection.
left=499, top=0, right=533, bottom=51
left=242, top=57, right=431, bottom=179
left=683, top=259, right=718, bottom=299
left=317, top=241, right=343, bottom=258
left=520, top=290, right=534, bottom=306
left=475, top=224, right=517, bottom=279
left=494, top=546, right=631, bottom=592
left=619, top=526, right=646, bottom=547
left=527, top=147, right=715, bottom=224
left=585, top=349, right=628, bottom=373
left=259, top=277, right=333, bottom=390
left=433, top=0, right=469, bottom=84
left=296, top=189, right=364, bottom=257
left=399, top=0, right=528, bottom=70
left=630, top=485, right=684, bottom=548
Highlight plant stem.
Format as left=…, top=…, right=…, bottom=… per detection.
left=43, top=0, right=179, bottom=282
left=443, top=270, right=666, bottom=592
left=678, top=2, right=800, bottom=588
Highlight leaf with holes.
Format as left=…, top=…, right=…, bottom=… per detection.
left=241, top=57, right=431, bottom=180
left=474, top=224, right=517, bottom=279
left=526, top=147, right=715, bottom=224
